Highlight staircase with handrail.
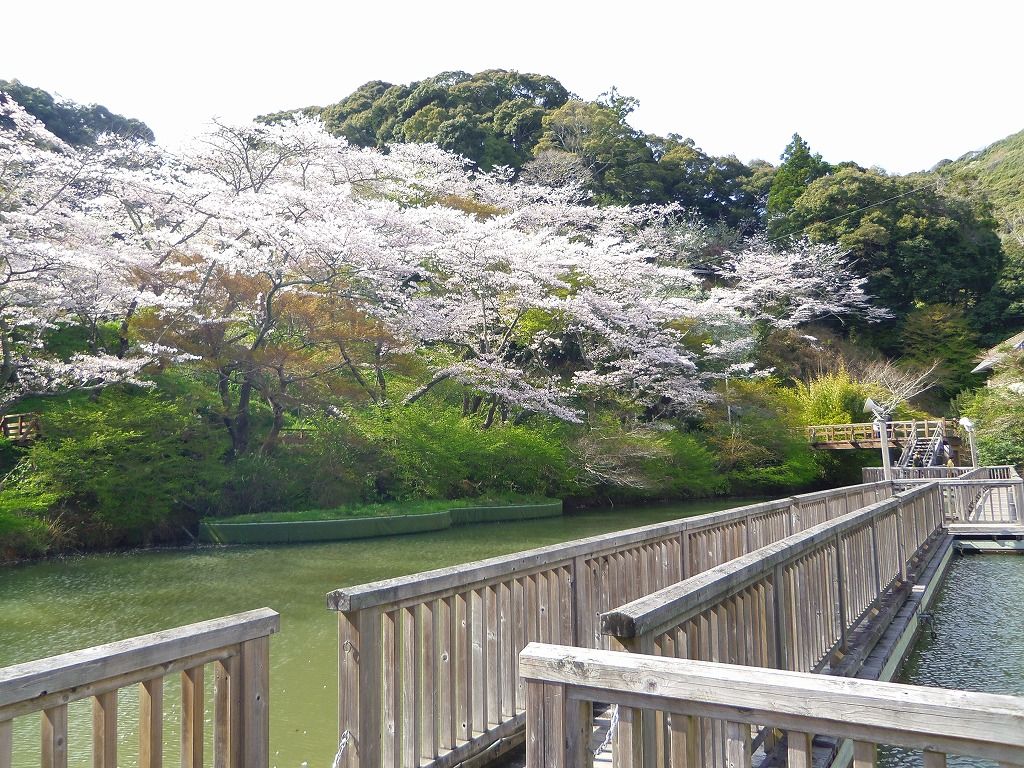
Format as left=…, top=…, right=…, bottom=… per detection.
left=897, top=420, right=947, bottom=468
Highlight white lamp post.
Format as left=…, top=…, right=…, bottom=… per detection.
left=864, top=398, right=892, bottom=481
left=958, top=417, right=978, bottom=468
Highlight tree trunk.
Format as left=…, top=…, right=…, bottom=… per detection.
left=374, top=342, right=387, bottom=402
left=218, top=366, right=253, bottom=458
left=260, top=368, right=288, bottom=455
left=482, top=397, right=499, bottom=429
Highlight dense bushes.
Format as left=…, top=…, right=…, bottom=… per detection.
left=0, top=389, right=228, bottom=550
left=0, top=368, right=876, bottom=562
left=956, top=356, right=1024, bottom=466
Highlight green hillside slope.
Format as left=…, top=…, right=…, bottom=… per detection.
left=938, top=129, right=1024, bottom=226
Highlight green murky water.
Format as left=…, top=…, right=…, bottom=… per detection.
left=882, top=554, right=1024, bottom=767
left=0, top=498, right=747, bottom=767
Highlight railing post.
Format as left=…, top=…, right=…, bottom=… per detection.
left=894, top=504, right=908, bottom=583
left=868, top=519, right=883, bottom=593
left=834, top=534, right=849, bottom=654
left=572, top=555, right=588, bottom=648
left=42, top=705, right=68, bottom=768
left=610, top=633, right=656, bottom=763
left=1014, top=479, right=1024, bottom=523
left=525, top=680, right=590, bottom=768
left=788, top=503, right=800, bottom=536
left=0, top=719, right=11, bottom=768
left=679, top=530, right=691, bottom=581
left=339, top=607, right=382, bottom=768
left=772, top=564, right=791, bottom=671
left=240, top=636, right=271, bottom=768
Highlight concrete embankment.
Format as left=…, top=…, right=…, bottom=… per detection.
left=198, top=501, right=563, bottom=544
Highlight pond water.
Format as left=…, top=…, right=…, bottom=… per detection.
left=882, top=554, right=1024, bottom=767
left=0, top=497, right=750, bottom=767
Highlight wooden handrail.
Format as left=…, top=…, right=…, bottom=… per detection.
left=0, top=413, right=41, bottom=443
left=328, top=482, right=894, bottom=767
left=807, top=418, right=952, bottom=446
left=601, top=482, right=944, bottom=644
left=0, top=608, right=279, bottom=768
left=519, top=644, right=1024, bottom=767
left=327, top=481, right=891, bottom=612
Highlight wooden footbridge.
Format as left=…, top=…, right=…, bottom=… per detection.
left=1, top=468, right=1022, bottom=767
left=0, top=413, right=41, bottom=445
left=807, top=419, right=963, bottom=466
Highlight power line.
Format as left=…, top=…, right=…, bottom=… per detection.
left=765, top=177, right=942, bottom=245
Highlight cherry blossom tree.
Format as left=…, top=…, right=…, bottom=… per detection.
left=2, top=99, right=891, bottom=447
left=0, top=92, right=156, bottom=414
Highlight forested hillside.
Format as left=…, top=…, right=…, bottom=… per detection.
left=1, top=73, right=1022, bottom=562
left=929, top=131, right=1024, bottom=337
left=0, top=79, right=154, bottom=145
left=276, top=70, right=1019, bottom=340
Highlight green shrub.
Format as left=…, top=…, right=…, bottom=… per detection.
left=956, top=382, right=1024, bottom=467
left=0, top=490, right=53, bottom=560
left=7, top=388, right=229, bottom=548
left=712, top=378, right=824, bottom=493
left=353, top=403, right=578, bottom=500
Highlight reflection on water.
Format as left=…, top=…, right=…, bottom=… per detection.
left=881, top=555, right=1024, bottom=768
left=0, top=497, right=749, bottom=768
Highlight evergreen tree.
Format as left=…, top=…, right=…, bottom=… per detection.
left=766, top=133, right=831, bottom=236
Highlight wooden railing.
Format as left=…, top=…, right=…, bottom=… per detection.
left=861, top=466, right=1023, bottom=523
left=598, top=482, right=952, bottom=765
left=0, top=608, right=279, bottom=768
left=807, top=418, right=949, bottom=447
left=863, top=464, right=1018, bottom=482
left=327, top=482, right=893, bottom=768
left=863, top=466, right=974, bottom=481
left=602, top=482, right=944, bottom=668
left=519, top=643, right=1024, bottom=768
left=945, top=480, right=1022, bottom=524
left=0, top=413, right=41, bottom=444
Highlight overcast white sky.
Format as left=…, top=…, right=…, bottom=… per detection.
left=3, top=0, right=1021, bottom=173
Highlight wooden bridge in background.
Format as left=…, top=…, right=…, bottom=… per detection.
left=1, top=469, right=1022, bottom=767
left=0, top=413, right=41, bottom=445
left=806, top=419, right=956, bottom=451
left=806, top=417, right=966, bottom=466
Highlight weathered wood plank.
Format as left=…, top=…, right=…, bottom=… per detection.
left=726, top=720, right=751, bottom=768
left=382, top=610, right=398, bottom=763
left=614, top=705, right=642, bottom=768
left=240, top=635, right=270, bottom=768
left=181, top=666, right=204, bottom=768
left=788, top=730, right=813, bottom=767
left=670, top=713, right=698, bottom=767
left=139, top=677, right=163, bottom=768
left=41, top=705, right=68, bottom=768
left=0, top=719, right=11, bottom=768
left=420, top=601, right=437, bottom=762
left=215, top=655, right=233, bottom=768
left=852, top=740, right=876, bottom=767
left=339, top=607, right=381, bottom=767
left=0, top=609, right=278, bottom=711
left=92, top=690, right=117, bottom=768
left=521, top=645, right=1024, bottom=764
left=401, top=605, right=420, bottom=767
